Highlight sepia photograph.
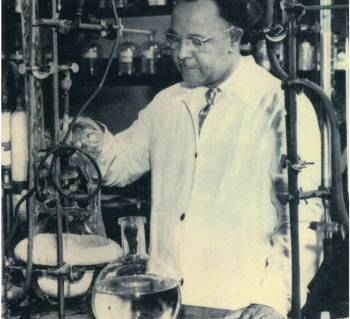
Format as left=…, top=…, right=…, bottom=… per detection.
left=1, top=0, right=349, bottom=318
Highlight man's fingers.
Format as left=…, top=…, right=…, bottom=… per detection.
left=239, top=308, right=257, bottom=319
left=221, top=308, right=245, bottom=319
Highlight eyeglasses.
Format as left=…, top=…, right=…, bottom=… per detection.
left=165, top=26, right=235, bottom=52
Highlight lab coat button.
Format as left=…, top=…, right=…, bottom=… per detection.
left=180, top=213, right=185, bottom=221
left=194, top=152, right=197, bottom=158
left=180, top=279, right=184, bottom=286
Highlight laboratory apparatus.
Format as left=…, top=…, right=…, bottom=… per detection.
left=13, top=138, right=122, bottom=298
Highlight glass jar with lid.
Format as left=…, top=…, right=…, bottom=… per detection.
left=117, top=36, right=140, bottom=76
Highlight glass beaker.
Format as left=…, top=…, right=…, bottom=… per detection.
left=92, top=216, right=181, bottom=319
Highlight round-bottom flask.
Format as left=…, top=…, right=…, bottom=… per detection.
left=92, top=216, right=181, bottom=319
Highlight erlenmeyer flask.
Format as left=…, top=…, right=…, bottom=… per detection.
left=92, top=216, right=181, bottom=319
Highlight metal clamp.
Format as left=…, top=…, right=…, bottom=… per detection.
left=19, top=62, right=79, bottom=80
left=18, top=63, right=55, bottom=79
left=264, top=24, right=287, bottom=42
left=284, top=3, right=306, bottom=19
left=47, top=264, right=86, bottom=283
left=281, top=78, right=305, bottom=94
left=281, top=154, right=315, bottom=172
left=309, top=221, right=340, bottom=232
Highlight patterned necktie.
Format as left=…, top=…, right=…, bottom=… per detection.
left=198, top=87, right=220, bottom=136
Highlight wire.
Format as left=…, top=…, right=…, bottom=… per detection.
left=62, top=2, right=121, bottom=145
left=34, top=0, right=122, bottom=200
left=4, top=187, right=36, bottom=250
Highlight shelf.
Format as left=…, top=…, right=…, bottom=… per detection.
left=73, top=72, right=182, bottom=88
left=99, top=4, right=174, bottom=18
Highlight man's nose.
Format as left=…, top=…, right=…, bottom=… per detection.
left=176, top=40, right=193, bottom=60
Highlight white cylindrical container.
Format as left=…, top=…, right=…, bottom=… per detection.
left=11, top=105, right=28, bottom=183
left=2, top=110, right=12, bottom=167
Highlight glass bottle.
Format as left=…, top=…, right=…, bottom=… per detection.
left=118, top=36, right=140, bottom=76
left=298, top=39, right=315, bottom=71
left=141, top=33, right=161, bottom=75
left=92, top=216, right=181, bottom=319
left=81, top=44, right=99, bottom=77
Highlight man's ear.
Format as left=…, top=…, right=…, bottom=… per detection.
left=229, top=27, right=243, bottom=50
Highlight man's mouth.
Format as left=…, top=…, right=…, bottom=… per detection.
left=179, top=66, right=196, bottom=69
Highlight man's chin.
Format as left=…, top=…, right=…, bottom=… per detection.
left=182, top=76, right=203, bottom=88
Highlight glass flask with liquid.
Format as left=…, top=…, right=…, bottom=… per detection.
left=92, top=216, right=181, bottom=319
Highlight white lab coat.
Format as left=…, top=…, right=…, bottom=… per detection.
left=99, top=56, right=323, bottom=317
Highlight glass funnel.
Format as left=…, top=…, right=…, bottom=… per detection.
left=92, top=216, right=181, bottom=319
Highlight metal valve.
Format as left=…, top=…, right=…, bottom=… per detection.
left=58, top=63, right=79, bottom=74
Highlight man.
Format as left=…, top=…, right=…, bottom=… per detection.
left=75, top=0, right=323, bottom=317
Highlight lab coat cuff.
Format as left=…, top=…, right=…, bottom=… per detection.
left=249, top=282, right=290, bottom=318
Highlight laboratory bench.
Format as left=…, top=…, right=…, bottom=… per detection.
left=10, top=303, right=235, bottom=319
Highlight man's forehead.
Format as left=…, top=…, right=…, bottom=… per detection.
left=170, top=0, right=224, bottom=36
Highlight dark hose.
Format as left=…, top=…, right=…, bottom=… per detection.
left=265, top=0, right=289, bottom=81
left=35, top=145, right=102, bottom=202
left=4, top=188, right=36, bottom=250
left=299, top=79, right=349, bottom=231
left=266, top=41, right=288, bottom=80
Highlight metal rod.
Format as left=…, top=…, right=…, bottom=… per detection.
left=40, top=19, right=153, bottom=37
left=284, top=8, right=301, bottom=319
left=345, top=10, right=350, bottom=202
left=121, top=28, right=153, bottom=35
left=51, top=0, right=65, bottom=318
left=1, top=188, right=7, bottom=319
left=22, top=0, right=36, bottom=297
left=304, top=4, right=349, bottom=11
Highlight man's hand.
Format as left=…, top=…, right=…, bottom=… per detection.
left=223, top=304, right=285, bottom=319
left=70, top=117, right=104, bottom=154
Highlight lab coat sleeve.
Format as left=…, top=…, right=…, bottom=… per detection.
left=250, top=94, right=324, bottom=317
left=96, top=101, right=154, bottom=187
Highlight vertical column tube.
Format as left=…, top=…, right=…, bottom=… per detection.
left=51, top=1, right=65, bottom=318
left=284, top=6, right=301, bottom=319
left=320, top=0, right=333, bottom=196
